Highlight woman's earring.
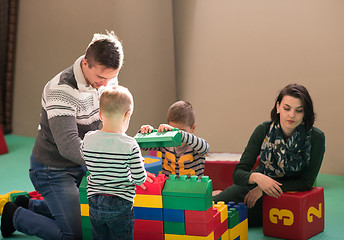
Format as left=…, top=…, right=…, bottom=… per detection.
left=276, top=109, right=279, bottom=114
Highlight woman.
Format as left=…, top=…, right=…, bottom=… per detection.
left=213, top=83, right=325, bottom=227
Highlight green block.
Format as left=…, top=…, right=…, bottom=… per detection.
left=79, top=174, right=89, bottom=204
left=162, top=175, right=213, bottom=211
left=81, top=216, right=92, bottom=240
left=164, top=221, right=185, bottom=235
left=10, top=192, right=29, bottom=202
left=134, top=128, right=181, bottom=148
left=228, top=208, right=240, bottom=229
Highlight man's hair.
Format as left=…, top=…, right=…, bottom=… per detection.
left=271, top=83, right=315, bottom=131
left=100, top=85, right=133, bottom=117
left=85, top=30, right=124, bottom=70
left=167, top=101, right=195, bottom=128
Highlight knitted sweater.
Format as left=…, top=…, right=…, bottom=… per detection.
left=233, top=121, right=325, bottom=192
left=32, top=56, right=118, bottom=168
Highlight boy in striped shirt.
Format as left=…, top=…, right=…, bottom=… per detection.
left=140, top=101, right=209, bottom=177
left=81, top=85, right=147, bottom=240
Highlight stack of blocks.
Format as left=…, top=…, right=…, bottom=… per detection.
left=79, top=174, right=248, bottom=240
left=263, top=187, right=324, bottom=240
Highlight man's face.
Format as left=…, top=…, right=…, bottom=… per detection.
left=81, top=58, right=119, bottom=89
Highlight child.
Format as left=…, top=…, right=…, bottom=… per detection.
left=81, top=85, right=147, bottom=240
left=140, top=101, right=209, bottom=177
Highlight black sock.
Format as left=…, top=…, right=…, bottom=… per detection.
left=1, top=202, right=17, bottom=238
left=14, top=195, right=29, bottom=209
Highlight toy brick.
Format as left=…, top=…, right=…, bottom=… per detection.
left=80, top=203, right=89, bottom=216
left=164, top=221, right=185, bottom=235
left=162, top=175, right=213, bottom=211
left=81, top=216, right=92, bottom=240
left=0, top=127, right=8, bottom=155
left=185, top=207, right=220, bottom=237
left=79, top=175, right=88, bottom=204
left=185, top=206, right=214, bottom=223
left=134, top=128, right=182, bottom=148
left=163, top=208, right=185, bottom=222
left=143, top=156, right=162, bottom=176
left=135, top=174, right=167, bottom=195
left=263, top=187, right=324, bottom=240
left=228, top=218, right=248, bottom=240
left=134, top=219, right=164, bottom=233
left=235, top=203, right=248, bottom=223
left=10, top=191, right=29, bottom=202
left=133, top=194, right=163, bottom=208
left=0, top=194, right=10, bottom=215
left=134, top=231, right=164, bottom=240
left=227, top=208, right=239, bottom=229
left=220, top=229, right=229, bottom=240
left=28, top=190, right=44, bottom=200
left=149, top=150, right=163, bottom=158
left=134, top=206, right=164, bottom=221
left=213, top=201, right=228, bottom=223
left=165, top=232, right=215, bottom=240
left=214, top=218, right=228, bottom=240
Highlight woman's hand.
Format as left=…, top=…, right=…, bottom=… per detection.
left=244, top=186, right=263, bottom=208
left=140, top=125, right=154, bottom=134
left=249, top=172, right=283, bottom=198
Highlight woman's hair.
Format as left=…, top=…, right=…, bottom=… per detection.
left=85, top=30, right=124, bottom=70
left=167, top=101, right=195, bottom=128
left=270, top=83, right=315, bottom=131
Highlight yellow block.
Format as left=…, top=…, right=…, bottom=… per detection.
left=133, top=194, right=163, bottom=208
left=221, top=229, right=229, bottom=240
left=213, top=201, right=228, bottom=223
left=80, top=203, right=89, bottom=216
left=229, top=218, right=248, bottom=240
left=0, top=194, right=10, bottom=215
left=165, top=231, right=214, bottom=240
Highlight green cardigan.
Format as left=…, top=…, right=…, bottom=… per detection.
left=233, top=121, right=325, bottom=192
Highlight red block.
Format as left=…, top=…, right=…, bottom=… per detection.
left=134, top=231, right=164, bottom=240
left=263, top=187, right=324, bottom=240
left=28, top=191, right=44, bottom=200
left=185, top=206, right=214, bottom=223
left=134, top=219, right=164, bottom=233
left=135, top=174, right=167, bottom=195
left=185, top=207, right=221, bottom=236
left=0, top=127, right=8, bottom=155
left=214, top=218, right=228, bottom=240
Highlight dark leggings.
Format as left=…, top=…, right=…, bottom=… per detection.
left=213, top=184, right=263, bottom=227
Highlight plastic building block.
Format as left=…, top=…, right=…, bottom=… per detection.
left=229, top=218, right=248, bottom=240
left=149, top=150, right=163, bottom=158
left=79, top=175, right=88, bottom=204
left=28, top=190, right=44, bottom=200
left=263, top=187, right=324, bottom=240
left=81, top=216, right=92, bottom=240
left=143, top=156, right=162, bottom=176
left=134, top=219, right=164, bottom=233
left=134, top=207, right=164, bottom=221
left=227, top=208, right=239, bottom=229
left=80, top=203, right=89, bottom=216
left=165, top=232, right=215, bottom=240
left=214, top=219, right=228, bottom=240
left=185, top=206, right=214, bottom=223
left=0, top=127, right=8, bottom=155
left=213, top=201, right=228, bottom=223
left=0, top=194, right=10, bottom=215
left=185, top=207, right=220, bottom=236
left=163, top=208, right=185, bottom=222
left=220, top=229, right=229, bottom=240
left=162, top=175, right=213, bottom=211
left=134, top=128, right=182, bottom=148
left=234, top=203, right=248, bottom=223
left=135, top=174, right=167, bottom=195
left=134, top=231, right=164, bottom=240
left=133, top=194, right=163, bottom=208
left=164, top=221, right=185, bottom=235
left=10, top=191, right=29, bottom=202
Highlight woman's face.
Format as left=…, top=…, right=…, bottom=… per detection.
left=276, top=95, right=304, bottom=137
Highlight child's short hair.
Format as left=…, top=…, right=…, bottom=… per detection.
left=100, top=85, right=133, bottom=117
left=167, top=101, right=195, bottom=128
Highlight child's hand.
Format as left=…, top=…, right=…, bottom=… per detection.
left=157, top=124, right=174, bottom=132
left=140, top=125, right=154, bottom=134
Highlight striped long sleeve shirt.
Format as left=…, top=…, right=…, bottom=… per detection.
left=81, top=130, right=147, bottom=202
left=143, top=130, right=209, bottom=177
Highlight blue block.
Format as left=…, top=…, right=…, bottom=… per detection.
left=133, top=207, right=163, bottom=221
left=143, top=156, right=162, bottom=176
left=163, top=208, right=185, bottom=222
left=234, top=202, right=248, bottom=223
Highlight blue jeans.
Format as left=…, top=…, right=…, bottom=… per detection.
left=88, top=194, right=134, bottom=240
left=13, top=154, right=85, bottom=240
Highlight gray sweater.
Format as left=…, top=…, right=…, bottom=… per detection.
left=32, top=56, right=118, bottom=168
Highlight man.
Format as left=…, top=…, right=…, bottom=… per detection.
left=1, top=31, right=123, bottom=239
